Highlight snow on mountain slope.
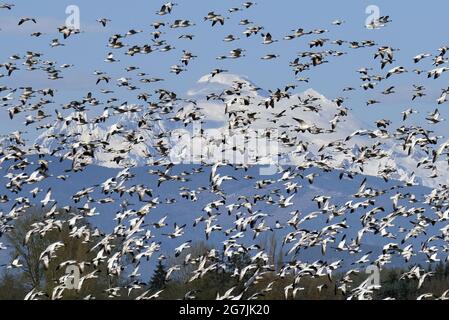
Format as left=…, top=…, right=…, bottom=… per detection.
left=34, top=73, right=448, bottom=188
left=35, top=110, right=166, bottom=168
left=188, top=73, right=270, bottom=98
left=170, top=74, right=449, bottom=188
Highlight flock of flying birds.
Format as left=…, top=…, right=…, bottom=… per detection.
left=1, top=1, right=449, bottom=300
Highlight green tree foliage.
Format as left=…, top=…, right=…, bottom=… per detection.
left=149, top=261, right=168, bottom=291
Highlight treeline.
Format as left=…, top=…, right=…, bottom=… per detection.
left=148, top=247, right=449, bottom=300
left=374, top=263, right=449, bottom=300
left=0, top=208, right=127, bottom=300
left=1, top=209, right=449, bottom=300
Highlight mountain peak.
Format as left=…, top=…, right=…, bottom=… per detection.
left=188, top=73, right=269, bottom=98
left=301, top=88, right=327, bottom=100
left=197, top=73, right=249, bottom=85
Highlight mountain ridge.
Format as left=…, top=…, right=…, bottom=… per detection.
left=33, top=73, right=448, bottom=188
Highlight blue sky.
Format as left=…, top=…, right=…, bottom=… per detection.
left=1, top=0, right=449, bottom=138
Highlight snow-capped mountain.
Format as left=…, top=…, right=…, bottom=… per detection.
left=35, top=73, right=448, bottom=188
left=35, top=110, right=166, bottom=167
